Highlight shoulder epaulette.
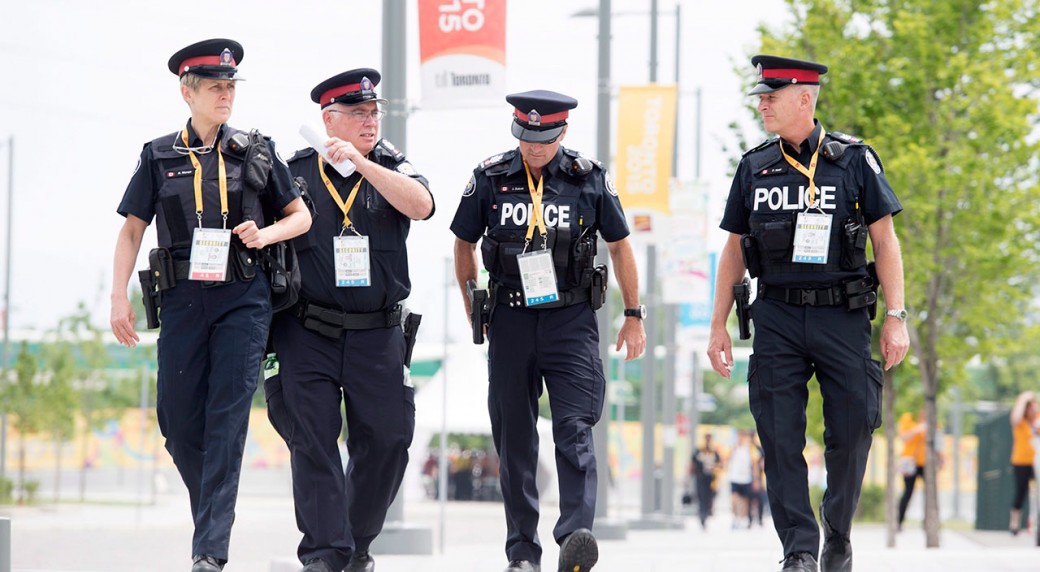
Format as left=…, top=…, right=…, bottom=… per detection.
left=562, top=147, right=602, bottom=177
left=377, top=139, right=405, bottom=162
left=476, top=149, right=516, bottom=174
left=287, top=147, right=316, bottom=164
left=743, top=137, right=779, bottom=157
left=828, top=131, right=863, bottom=144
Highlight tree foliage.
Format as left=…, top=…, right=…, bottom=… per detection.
left=753, top=0, right=1040, bottom=547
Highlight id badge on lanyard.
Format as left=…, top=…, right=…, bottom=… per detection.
left=792, top=211, right=833, bottom=264
left=189, top=227, right=232, bottom=281
left=517, top=250, right=559, bottom=306
left=334, top=235, right=371, bottom=287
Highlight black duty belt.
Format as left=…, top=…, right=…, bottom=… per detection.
left=295, top=298, right=402, bottom=338
left=758, top=283, right=846, bottom=307
left=173, top=260, right=192, bottom=281
left=494, top=285, right=590, bottom=310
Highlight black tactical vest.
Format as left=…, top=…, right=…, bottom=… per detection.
left=744, top=133, right=869, bottom=279
left=479, top=149, right=599, bottom=290
left=150, top=127, right=265, bottom=251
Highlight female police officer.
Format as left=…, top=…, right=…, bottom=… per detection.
left=109, top=38, right=310, bottom=572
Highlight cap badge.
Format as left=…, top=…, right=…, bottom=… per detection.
left=757, top=63, right=763, bottom=80
left=361, top=77, right=374, bottom=92
left=527, top=109, right=541, bottom=126
left=220, top=48, right=233, bottom=66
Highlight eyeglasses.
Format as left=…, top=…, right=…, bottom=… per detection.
left=328, top=109, right=386, bottom=121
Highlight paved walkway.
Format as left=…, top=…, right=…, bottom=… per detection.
left=1, top=467, right=1038, bottom=571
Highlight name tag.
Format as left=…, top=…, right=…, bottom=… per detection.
left=792, top=211, right=833, bottom=264
left=189, top=227, right=231, bottom=281
left=517, top=250, right=559, bottom=306
left=334, top=235, right=371, bottom=287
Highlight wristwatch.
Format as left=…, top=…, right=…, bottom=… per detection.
left=885, top=308, right=908, bottom=322
left=624, top=305, right=647, bottom=320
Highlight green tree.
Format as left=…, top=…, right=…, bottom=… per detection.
left=39, top=338, right=77, bottom=502
left=6, top=342, right=42, bottom=503
left=755, top=0, right=1040, bottom=547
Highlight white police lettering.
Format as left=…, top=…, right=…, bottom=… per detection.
left=500, top=203, right=571, bottom=228
left=752, top=185, right=837, bottom=211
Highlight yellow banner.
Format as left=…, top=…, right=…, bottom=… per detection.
left=614, top=84, right=677, bottom=215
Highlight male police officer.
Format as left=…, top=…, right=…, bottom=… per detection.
left=110, top=39, right=311, bottom=572
left=272, top=68, right=434, bottom=572
left=706, top=56, right=909, bottom=572
left=451, top=90, right=646, bottom=572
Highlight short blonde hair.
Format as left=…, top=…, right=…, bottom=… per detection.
left=180, top=73, right=203, bottom=91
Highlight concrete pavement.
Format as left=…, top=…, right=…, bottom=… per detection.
left=2, top=467, right=1039, bottom=571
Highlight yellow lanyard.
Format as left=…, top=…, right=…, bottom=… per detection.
left=318, top=156, right=365, bottom=233
left=522, top=160, right=548, bottom=245
left=181, top=128, right=229, bottom=228
left=780, top=127, right=826, bottom=209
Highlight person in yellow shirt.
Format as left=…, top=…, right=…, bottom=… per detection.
left=1009, top=391, right=1039, bottom=535
left=896, top=410, right=927, bottom=530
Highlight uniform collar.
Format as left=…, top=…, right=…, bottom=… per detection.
left=780, top=120, right=824, bottom=156
left=506, top=147, right=565, bottom=178
left=183, top=119, right=227, bottom=148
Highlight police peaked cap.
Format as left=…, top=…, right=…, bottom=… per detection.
left=507, top=90, right=578, bottom=144
left=168, top=38, right=244, bottom=80
left=749, top=54, right=828, bottom=95
left=311, top=68, right=389, bottom=108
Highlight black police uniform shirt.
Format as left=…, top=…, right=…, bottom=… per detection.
left=287, top=139, right=432, bottom=313
left=118, top=121, right=300, bottom=257
left=720, top=121, right=902, bottom=288
left=450, top=146, right=629, bottom=291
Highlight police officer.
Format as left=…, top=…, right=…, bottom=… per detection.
left=110, top=39, right=311, bottom=572
left=451, top=90, right=646, bottom=572
left=272, top=68, right=434, bottom=572
left=707, top=55, right=909, bottom=572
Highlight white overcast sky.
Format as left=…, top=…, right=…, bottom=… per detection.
left=0, top=0, right=790, bottom=340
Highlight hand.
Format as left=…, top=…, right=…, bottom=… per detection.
left=325, top=137, right=364, bottom=166
left=880, top=317, right=909, bottom=370
left=615, top=317, right=646, bottom=361
left=110, top=295, right=140, bottom=348
left=707, top=326, right=734, bottom=379
left=232, top=220, right=271, bottom=249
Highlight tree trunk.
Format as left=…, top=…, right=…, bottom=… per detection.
left=923, top=373, right=941, bottom=547
left=53, top=431, right=62, bottom=503
left=883, top=367, right=897, bottom=548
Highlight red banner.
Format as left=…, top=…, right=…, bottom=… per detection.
left=418, top=0, right=507, bottom=108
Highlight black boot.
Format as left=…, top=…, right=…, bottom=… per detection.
left=820, top=514, right=852, bottom=572
left=558, top=528, right=598, bottom=572
left=191, top=556, right=223, bottom=572
left=345, top=550, right=375, bottom=572
left=505, top=560, right=540, bottom=572
left=780, top=552, right=818, bottom=572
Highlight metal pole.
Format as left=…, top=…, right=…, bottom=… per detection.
left=640, top=245, right=658, bottom=516
left=0, top=136, right=12, bottom=482
left=438, top=257, right=450, bottom=552
left=382, top=0, right=408, bottom=525
left=0, top=516, right=9, bottom=572
left=671, top=3, right=680, bottom=175
left=649, top=0, right=659, bottom=83
left=382, top=0, right=408, bottom=150
left=593, top=0, right=613, bottom=525
left=661, top=307, right=677, bottom=516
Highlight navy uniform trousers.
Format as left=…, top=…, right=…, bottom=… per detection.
left=156, top=273, right=272, bottom=562
left=272, top=313, right=415, bottom=570
left=486, top=301, right=605, bottom=564
left=747, top=297, right=883, bottom=559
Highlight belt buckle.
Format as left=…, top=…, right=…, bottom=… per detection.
left=800, top=289, right=817, bottom=306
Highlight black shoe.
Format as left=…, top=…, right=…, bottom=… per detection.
left=820, top=513, right=851, bottom=572
left=505, top=561, right=540, bottom=572
left=191, top=555, right=223, bottom=572
left=780, top=552, right=818, bottom=572
left=301, top=559, right=335, bottom=572
left=558, top=528, right=598, bottom=572
left=345, top=550, right=375, bottom=572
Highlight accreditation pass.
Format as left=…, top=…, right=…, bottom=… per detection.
left=517, top=250, right=559, bottom=306
left=791, top=211, right=833, bottom=264
left=188, top=227, right=231, bottom=281
left=334, top=235, right=371, bottom=287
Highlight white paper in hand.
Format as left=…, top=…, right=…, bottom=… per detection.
left=299, top=124, right=356, bottom=177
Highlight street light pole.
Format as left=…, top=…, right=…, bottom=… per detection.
left=0, top=136, right=12, bottom=482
